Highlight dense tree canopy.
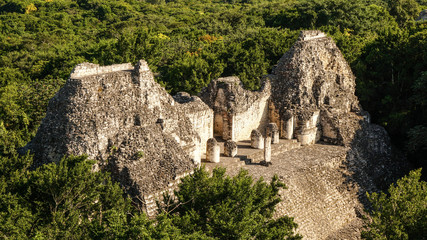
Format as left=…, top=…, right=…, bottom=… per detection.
left=162, top=167, right=301, bottom=239
left=362, top=169, right=427, bottom=239
left=1, top=0, right=427, bottom=168
left=1, top=0, right=427, bottom=238
left=0, top=154, right=299, bottom=239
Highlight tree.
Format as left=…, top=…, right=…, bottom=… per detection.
left=161, top=167, right=302, bottom=239
left=0, top=155, right=147, bottom=239
left=362, top=169, right=427, bottom=239
left=387, top=0, right=421, bottom=27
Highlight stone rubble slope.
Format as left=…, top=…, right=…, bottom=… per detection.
left=267, top=30, right=405, bottom=194
left=271, top=30, right=366, bottom=146
left=22, top=60, right=199, bottom=197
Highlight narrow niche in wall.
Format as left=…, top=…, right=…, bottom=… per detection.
left=134, top=114, right=141, bottom=126
left=214, top=113, right=223, bottom=137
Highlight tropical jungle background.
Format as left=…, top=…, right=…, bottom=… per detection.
left=0, top=0, right=426, bottom=238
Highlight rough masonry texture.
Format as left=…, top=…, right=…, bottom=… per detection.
left=206, top=138, right=220, bottom=163
left=266, top=122, right=280, bottom=144
left=23, top=30, right=407, bottom=239
left=270, top=30, right=365, bottom=146
left=251, top=129, right=264, bottom=149
left=199, top=76, right=270, bottom=141
left=224, top=140, right=238, bottom=157
left=22, top=60, right=204, bottom=199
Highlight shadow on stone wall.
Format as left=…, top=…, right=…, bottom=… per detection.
left=343, top=120, right=411, bottom=207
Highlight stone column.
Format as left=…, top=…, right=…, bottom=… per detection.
left=296, top=110, right=320, bottom=145
left=266, top=123, right=280, bottom=144
left=284, top=116, right=294, bottom=140
left=224, top=140, right=238, bottom=157
left=251, top=129, right=264, bottom=149
left=264, top=136, right=271, bottom=163
left=206, top=138, right=220, bottom=163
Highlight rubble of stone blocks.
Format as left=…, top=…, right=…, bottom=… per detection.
left=251, top=129, right=264, bottom=149
left=224, top=140, right=238, bottom=157
left=206, top=138, right=220, bottom=163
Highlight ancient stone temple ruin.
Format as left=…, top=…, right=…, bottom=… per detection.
left=22, top=31, right=397, bottom=229
left=199, top=76, right=270, bottom=141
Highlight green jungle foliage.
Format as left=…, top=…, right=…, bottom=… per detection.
left=0, top=0, right=426, bottom=168
left=0, top=154, right=299, bottom=239
left=362, top=169, right=427, bottom=239
left=1, top=0, right=427, bottom=238
left=161, top=167, right=301, bottom=239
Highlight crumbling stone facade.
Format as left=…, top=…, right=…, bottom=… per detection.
left=22, top=60, right=205, bottom=201
left=173, top=92, right=214, bottom=164
left=198, top=31, right=372, bottom=149
left=199, top=76, right=271, bottom=141
left=269, top=30, right=365, bottom=146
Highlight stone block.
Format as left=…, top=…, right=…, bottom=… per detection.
left=251, top=129, right=264, bottom=149
left=206, top=138, right=220, bottom=163
left=266, top=123, right=280, bottom=144
left=224, top=140, right=238, bottom=157
left=297, top=127, right=317, bottom=145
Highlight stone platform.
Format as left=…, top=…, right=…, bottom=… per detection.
left=202, top=138, right=301, bottom=171
left=204, top=143, right=364, bottom=240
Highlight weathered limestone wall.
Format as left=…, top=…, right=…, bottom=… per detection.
left=186, top=109, right=213, bottom=157
left=232, top=94, right=269, bottom=141
left=70, top=62, right=134, bottom=78
left=174, top=92, right=214, bottom=158
left=300, top=30, right=327, bottom=41
left=199, top=76, right=271, bottom=142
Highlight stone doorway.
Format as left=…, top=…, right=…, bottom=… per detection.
left=213, top=112, right=233, bottom=140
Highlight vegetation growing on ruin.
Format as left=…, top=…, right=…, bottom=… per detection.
left=1, top=0, right=427, bottom=238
